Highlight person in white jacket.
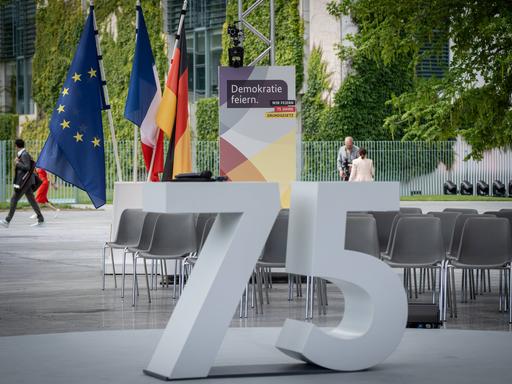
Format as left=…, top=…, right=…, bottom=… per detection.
left=349, top=148, right=374, bottom=182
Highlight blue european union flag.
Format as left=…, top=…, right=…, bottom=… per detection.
left=37, top=11, right=106, bottom=208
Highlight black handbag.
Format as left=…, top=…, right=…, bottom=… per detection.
left=27, top=159, right=43, bottom=192
left=32, top=171, right=43, bottom=192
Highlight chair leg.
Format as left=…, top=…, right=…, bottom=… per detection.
left=506, top=268, right=510, bottom=318
left=143, top=258, right=151, bottom=303
left=173, top=260, right=178, bottom=299
left=451, top=266, right=457, bottom=318
left=310, top=277, right=315, bottom=319
left=412, top=268, right=418, bottom=299
left=161, top=261, right=166, bottom=291
left=256, top=267, right=264, bottom=314
left=244, top=282, right=249, bottom=317
left=323, top=279, right=328, bottom=307
left=461, top=269, right=465, bottom=303
left=132, top=253, right=138, bottom=307
left=288, top=274, right=293, bottom=301
left=305, top=275, right=311, bottom=320
left=442, top=262, right=448, bottom=322
left=164, top=260, right=169, bottom=288
left=431, top=267, right=436, bottom=304
left=252, top=271, right=258, bottom=313
left=499, top=270, right=503, bottom=312
left=102, top=244, right=107, bottom=290
left=110, top=247, right=117, bottom=288
left=251, top=272, right=256, bottom=309
left=419, top=268, right=424, bottom=294
left=263, top=268, right=270, bottom=305
left=121, top=249, right=127, bottom=298
left=179, top=260, right=185, bottom=294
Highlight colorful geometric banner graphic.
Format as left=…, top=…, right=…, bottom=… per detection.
left=219, top=66, right=297, bottom=206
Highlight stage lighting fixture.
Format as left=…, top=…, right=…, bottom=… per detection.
left=443, top=180, right=457, bottom=195
left=476, top=180, right=489, bottom=196
left=492, top=180, right=506, bottom=197
left=460, top=180, right=473, bottom=195
left=227, top=23, right=244, bottom=68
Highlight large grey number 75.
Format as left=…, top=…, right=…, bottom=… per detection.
left=142, top=181, right=407, bottom=379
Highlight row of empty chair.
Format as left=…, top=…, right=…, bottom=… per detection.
left=103, top=207, right=512, bottom=323
left=103, top=210, right=214, bottom=306
left=347, top=208, right=512, bottom=322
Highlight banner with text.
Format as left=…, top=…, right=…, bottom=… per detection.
left=219, top=66, right=297, bottom=206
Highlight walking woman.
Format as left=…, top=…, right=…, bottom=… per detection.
left=349, top=148, right=374, bottom=182
left=32, top=168, right=60, bottom=217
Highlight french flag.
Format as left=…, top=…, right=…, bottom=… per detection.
left=124, top=4, right=164, bottom=181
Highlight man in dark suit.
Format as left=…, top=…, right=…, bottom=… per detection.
left=0, top=139, right=44, bottom=227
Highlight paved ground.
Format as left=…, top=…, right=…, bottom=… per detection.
left=0, top=204, right=511, bottom=337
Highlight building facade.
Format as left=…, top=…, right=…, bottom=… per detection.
left=164, top=0, right=226, bottom=101
left=0, top=0, right=36, bottom=115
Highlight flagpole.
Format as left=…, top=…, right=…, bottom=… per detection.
left=146, top=0, right=188, bottom=182
left=132, top=0, right=141, bottom=183
left=89, top=0, right=123, bottom=182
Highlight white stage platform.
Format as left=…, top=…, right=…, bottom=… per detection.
left=1, top=327, right=511, bottom=384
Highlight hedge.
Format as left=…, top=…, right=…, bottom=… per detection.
left=0, top=114, right=18, bottom=140
left=196, top=97, right=219, bottom=141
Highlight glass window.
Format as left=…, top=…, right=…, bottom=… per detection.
left=167, top=1, right=226, bottom=100
left=195, top=66, right=205, bottom=97
left=209, top=47, right=221, bottom=95
left=195, top=30, right=205, bottom=65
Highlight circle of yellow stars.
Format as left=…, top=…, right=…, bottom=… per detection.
left=58, top=67, right=101, bottom=148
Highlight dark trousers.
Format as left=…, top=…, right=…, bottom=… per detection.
left=6, top=186, right=44, bottom=223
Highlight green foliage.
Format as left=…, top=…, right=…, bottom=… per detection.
left=222, top=0, right=304, bottom=91
left=20, top=118, right=48, bottom=141
left=196, top=97, right=219, bottom=141
left=328, top=0, right=512, bottom=158
left=32, top=0, right=84, bottom=117
left=301, top=46, right=331, bottom=141
left=0, top=113, right=18, bottom=140
left=28, top=0, right=168, bottom=141
left=323, top=54, right=414, bottom=141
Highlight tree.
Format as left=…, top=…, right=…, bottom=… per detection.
left=322, top=53, right=413, bottom=141
left=302, top=46, right=331, bottom=141
left=328, top=0, right=512, bottom=158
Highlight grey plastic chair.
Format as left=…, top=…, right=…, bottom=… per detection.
left=400, top=207, right=422, bottom=214
left=102, top=209, right=147, bottom=290
left=447, top=214, right=495, bottom=260
left=446, top=217, right=512, bottom=323
left=345, top=215, right=380, bottom=258
left=120, top=212, right=160, bottom=299
left=133, top=213, right=197, bottom=306
left=443, top=208, right=478, bottom=214
left=183, top=213, right=216, bottom=277
left=496, top=211, right=512, bottom=228
left=428, top=211, right=461, bottom=252
left=195, top=213, right=216, bottom=252
left=254, top=210, right=289, bottom=313
left=370, top=211, right=399, bottom=252
left=382, top=216, right=446, bottom=319
left=381, top=213, right=430, bottom=258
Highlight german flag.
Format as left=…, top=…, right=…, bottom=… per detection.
left=156, top=23, right=191, bottom=180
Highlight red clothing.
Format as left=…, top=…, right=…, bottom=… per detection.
left=35, top=168, right=50, bottom=204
